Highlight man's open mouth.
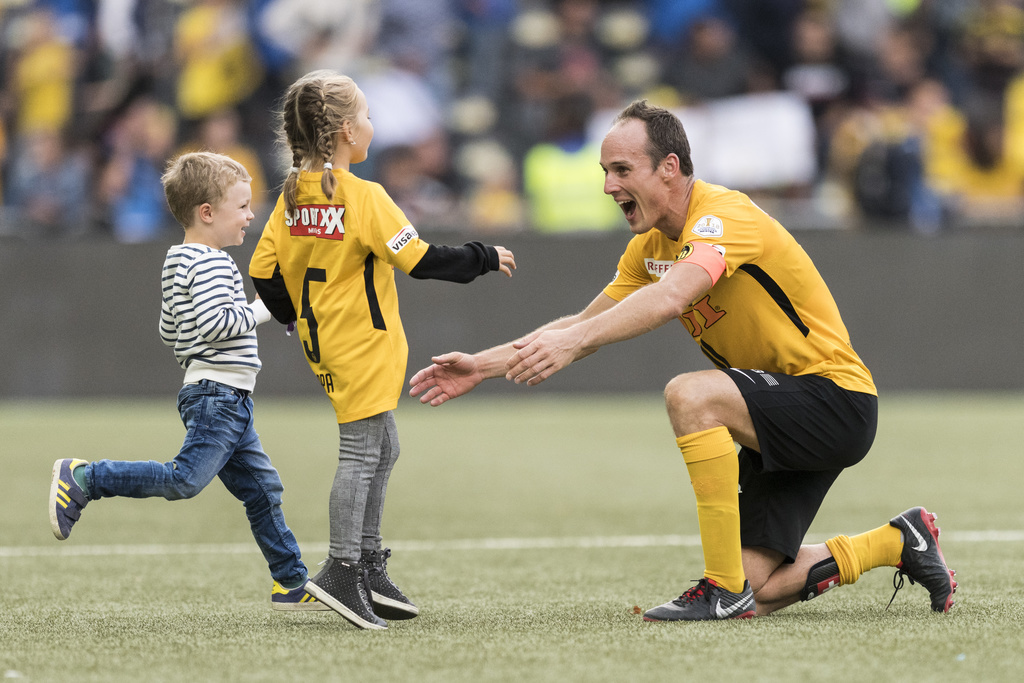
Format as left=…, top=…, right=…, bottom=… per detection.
left=617, top=200, right=637, bottom=220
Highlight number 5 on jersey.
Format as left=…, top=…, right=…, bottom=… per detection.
left=301, top=268, right=326, bottom=363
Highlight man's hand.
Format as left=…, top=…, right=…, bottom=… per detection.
left=495, top=246, right=516, bottom=277
left=504, top=327, right=583, bottom=386
left=409, top=352, right=485, bottom=406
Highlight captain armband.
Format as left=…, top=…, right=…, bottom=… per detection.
left=674, top=241, right=727, bottom=286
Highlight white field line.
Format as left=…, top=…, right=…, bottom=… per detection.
left=1, top=530, right=1022, bottom=559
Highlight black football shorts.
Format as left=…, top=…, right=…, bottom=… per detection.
left=722, top=368, right=878, bottom=563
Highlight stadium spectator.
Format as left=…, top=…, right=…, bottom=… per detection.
left=923, top=91, right=1024, bottom=226
left=375, top=0, right=457, bottom=104
left=661, top=16, right=755, bottom=103
left=782, top=8, right=854, bottom=179
left=7, top=8, right=76, bottom=137
left=410, top=99, right=957, bottom=620
left=1, top=0, right=1023, bottom=234
left=375, top=142, right=458, bottom=230
left=172, top=0, right=263, bottom=124
left=458, top=138, right=527, bottom=234
left=503, top=0, right=615, bottom=158
left=521, top=93, right=624, bottom=233
left=4, top=128, right=90, bottom=238
left=97, top=97, right=179, bottom=242
left=455, top=0, right=519, bottom=104
left=177, top=107, right=270, bottom=212
left=249, top=0, right=381, bottom=76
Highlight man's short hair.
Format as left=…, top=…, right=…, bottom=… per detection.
left=614, top=100, right=694, bottom=176
left=162, top=152, right=251, bottom=228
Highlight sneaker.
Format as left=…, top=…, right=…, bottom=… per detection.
left=271, top=579, right=330, bottom=611
left=362, top=548, right=419, bottom=620
left=305, top=558, right=387, bottom=630
left=49, top=458, right=89, bottom=541
left=643, top=578, right=756, bottom=622
left=888, top=507, right=957, bottom=613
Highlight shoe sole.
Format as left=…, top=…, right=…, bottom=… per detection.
left=915, top=509, right=958, bottom=613
left=48, top=459, right=69, bottom=541
left=303, top=582, right=387, bottom=630
left=271, top=601, right=332, bottom=612
left=642, top=610, right=755, bottom=622
left=371, top=590, right=419, bottom=620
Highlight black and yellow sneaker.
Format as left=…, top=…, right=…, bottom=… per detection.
left=888, top=507, right=957, bottom=613
left=362, top=548, right=419, bottom=620
left=305, top=558, right=387, bottom=630
left=49, top=458, right=89, bottom=541
left=271, top=579, right=330, bottom=611
left=643, top=578, right=756, bottom=622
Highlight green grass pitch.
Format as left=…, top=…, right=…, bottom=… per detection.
left=3, top=393, right=1023, bottom=682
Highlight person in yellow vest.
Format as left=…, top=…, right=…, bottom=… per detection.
left=173, top=0, right=263, bottom=121
left=12, top=9, right=74, bottom=136
left=522, top=94, right=626, bottom=233
left=411, top=99, right=957, bottom=621
left=249, top=70, right=515, bottom=630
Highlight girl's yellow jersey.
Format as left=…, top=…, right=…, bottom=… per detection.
left=250, top=169, right=430, bottom=423
left=605, top=180, right=876, bottom=395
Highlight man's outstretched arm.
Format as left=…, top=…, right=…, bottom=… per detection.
left=408, top=292, right=619, bottom=406
left=504, top=262, right=712, bottom=386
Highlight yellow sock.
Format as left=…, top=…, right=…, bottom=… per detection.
left=825, top=524, right=903, bottom=585
left=678, top=426, right=744, bottom=593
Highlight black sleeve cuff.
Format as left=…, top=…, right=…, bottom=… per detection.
left=251, top=266, right=296, bottom=324
left=409, top=241, right=500, bottom=283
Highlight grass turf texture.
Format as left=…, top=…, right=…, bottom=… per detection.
left=3, top=394, right=1023, bottom=682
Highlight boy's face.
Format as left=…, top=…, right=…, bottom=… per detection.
left=203, top=180, right=254, bottom=249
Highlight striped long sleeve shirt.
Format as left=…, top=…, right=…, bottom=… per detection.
left=159, top=244, right=271, bottom=392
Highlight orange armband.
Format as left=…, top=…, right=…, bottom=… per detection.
left=674, top=241, right=727, bottom=286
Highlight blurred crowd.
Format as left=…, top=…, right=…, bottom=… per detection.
left=1, top=0, right=1023, bottom=242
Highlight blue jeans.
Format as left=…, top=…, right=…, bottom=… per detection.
left=85, top=379, right=306, bottom=585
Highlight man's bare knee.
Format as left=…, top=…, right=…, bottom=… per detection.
left=665, top=371, right=739, bottom=437
left=666, top=371, right=757, bottom=447
left=664, top=373, right=701, bottom=415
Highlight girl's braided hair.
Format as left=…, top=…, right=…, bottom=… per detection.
left=278, top=70, right=359, bottom=215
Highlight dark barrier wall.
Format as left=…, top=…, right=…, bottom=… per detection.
left=2, top=229, right=1022, bottom=399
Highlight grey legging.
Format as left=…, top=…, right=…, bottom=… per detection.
left=329, top=411, right=400, bottom=561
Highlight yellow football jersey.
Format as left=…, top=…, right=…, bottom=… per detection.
left=250, top=169, right=430, bottom=423
left=604, top=180, right=876, bottom=395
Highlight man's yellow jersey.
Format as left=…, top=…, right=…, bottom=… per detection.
left=250, top=169, right=430, bottom=423
left=604, top=180, right=876, bottom=395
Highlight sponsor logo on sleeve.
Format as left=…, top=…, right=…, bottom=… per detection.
left=645, top=258, right=676, bottom=278
left=387, top=225, right=419, bottom=254
left=675, top=242, right=727, bottom=264
left=285, top=205, right=346, bottom=240
left=674, top=243, right=694, bottom=263
left=692, top=215, right=724, bottom=238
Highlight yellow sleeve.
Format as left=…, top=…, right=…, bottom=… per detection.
left=249, top=196, right=285, bottom=279
left=362, top=183, right=430, bottom=274
left=603, top=236, right=654, bottom=302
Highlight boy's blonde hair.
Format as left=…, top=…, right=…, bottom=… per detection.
left=162, top=151, right=251, bottom=228
left=277, top=70, right=359, bottom=215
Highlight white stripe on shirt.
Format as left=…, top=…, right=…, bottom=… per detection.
left=159, top=244, right=265, bottom=391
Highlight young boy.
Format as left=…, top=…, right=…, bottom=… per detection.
left=48, top=151, right=325, bottom=612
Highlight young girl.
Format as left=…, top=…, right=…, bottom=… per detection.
left=249, top=70, right=516, bottom=630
